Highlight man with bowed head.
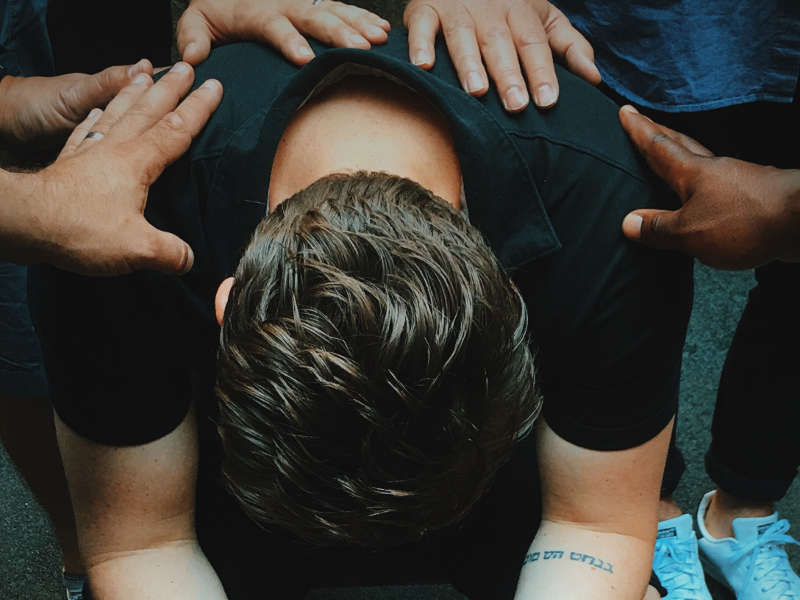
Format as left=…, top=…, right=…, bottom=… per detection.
left=32, top=19, right=690, bottom=600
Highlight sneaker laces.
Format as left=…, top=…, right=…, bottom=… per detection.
left=730, top=519, right=800, bottom=599
left=653, top=537, right=706, bottom=599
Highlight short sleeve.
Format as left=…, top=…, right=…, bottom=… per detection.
left=28, top=155, right=220, bottom=446
left=512, top=140, right=693, bottom=451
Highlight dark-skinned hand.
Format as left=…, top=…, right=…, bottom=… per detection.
left=620, top=105, right=800, bottom=269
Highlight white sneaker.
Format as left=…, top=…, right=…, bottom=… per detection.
left=653, top=513, right=713, bottom=599
left=697, top=490, right=800, bottom=599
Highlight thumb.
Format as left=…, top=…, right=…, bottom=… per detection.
left=73, top=59, right=153, bottom=113
left=619, top=106, right=698, bottom=198
left=177, top=8, right=213, bottom=65
left=131, top=223, right=195, bottom=275
left=622, top=209, right=684, bottom=250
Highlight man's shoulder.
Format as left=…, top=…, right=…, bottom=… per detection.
left=492, top=66, right=649, bottom=185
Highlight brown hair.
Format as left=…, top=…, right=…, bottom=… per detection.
left=217, top=172, right=540, bottom=547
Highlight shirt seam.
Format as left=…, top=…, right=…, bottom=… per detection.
left=505, top=130, right=650, bottom=185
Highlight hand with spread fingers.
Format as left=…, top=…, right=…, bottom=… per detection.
left=619, top=105, right=800, bottom=270
left=177, top=0, right=391, bottom=67
left=403, top=0, right=601, bottom=112
left=0, top=63, right=223, bottom=276
left=0, top=59, right=153, bottom=153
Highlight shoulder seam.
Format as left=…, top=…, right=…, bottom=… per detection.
left=507, top=131, right=649, bottom=185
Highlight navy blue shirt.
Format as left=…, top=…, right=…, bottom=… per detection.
left=555, top=0, right=800, bottom=112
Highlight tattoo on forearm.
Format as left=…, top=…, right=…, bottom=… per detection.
left=522, top=549, right=614, bottom=574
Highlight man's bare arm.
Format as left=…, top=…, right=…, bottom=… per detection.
left=55, top=408, right=228, bottom=599
left=514, top=418, right=673, bottom=599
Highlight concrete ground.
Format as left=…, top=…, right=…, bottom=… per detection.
left=1, top=1, right=798, bottom=597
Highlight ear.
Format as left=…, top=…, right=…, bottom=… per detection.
left=215, top=277, right=235, bottom=326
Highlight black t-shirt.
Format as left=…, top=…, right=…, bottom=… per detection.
left=30, top=33, right=692, bottom=597
left=31, top=34, right=691, bottom=453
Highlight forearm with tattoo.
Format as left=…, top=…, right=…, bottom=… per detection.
left=522, top=549, right=615, bottom=574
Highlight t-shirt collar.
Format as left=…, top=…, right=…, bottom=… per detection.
left=231, top=40, right=561, bottom=270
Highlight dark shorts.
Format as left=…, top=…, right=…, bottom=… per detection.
left=0, top=262, right=48, bottom=398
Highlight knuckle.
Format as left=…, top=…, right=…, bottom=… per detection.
left=514, top=27, right=548, bottom=49
left=441, top=19, right=472, bottom=38
left=493, top=66, right=524, bottom=85
left=477, top=25, right=508, bottom=45
left=650, top=132, right=672, bottom=147
left=263, top=13, right=286, bottom=31
left=524, top=63, right=552, bottom=81
left=163, top=110, right=186, bottom=132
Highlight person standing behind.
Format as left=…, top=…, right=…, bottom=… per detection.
left=551, top=1, right=800, bottom=598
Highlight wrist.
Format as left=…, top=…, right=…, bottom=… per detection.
left=0, top=167, right=53, bottom=264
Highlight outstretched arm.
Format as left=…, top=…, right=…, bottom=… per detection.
left=55, top=407, right=228, bottom=600
left=514, top=419, right=672, bottom=599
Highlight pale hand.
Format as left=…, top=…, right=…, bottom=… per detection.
left=404, top=0, right=601, bottom=112
left=20, top=63, right=223, bottom=275
left=178, top=0, right=391, bottom=67
left=0, top=60, right=152, bottom=150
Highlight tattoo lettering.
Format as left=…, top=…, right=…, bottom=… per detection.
left=522, top=549, right=614, bottom=574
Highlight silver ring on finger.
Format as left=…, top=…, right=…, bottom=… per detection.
left=312, top=0, right=324, bottom=5
left=85, top=131, right=104, bottom=140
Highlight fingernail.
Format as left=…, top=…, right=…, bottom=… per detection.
left=623, top=213, right=643, bottom=239
left=350, top=34, right=368, bottom=47
left=534, top=83, right=556, bottom=108
left=505, top=86, right=528, bottom=111
left=378, top=18, right=391, bottom=29
left=201, top=79, right=220, bottom=90
left=132, top=73, right=149, bottom=85
left=170, top=62, right=190, bottom=75
left=621, top=104, right=639, bottom=114
left=366, top=25, right=386, bottom=38
left=297, top=46, right=314, bottom=59
left=88, top=108, right=103, bottom=119
left=465, top=71, right=484, bottom=94
left=412, top=50, right=431, bottom=66
left=184, top=42, right=198, bottom=58
left=181, top=246, right=195, bottom=275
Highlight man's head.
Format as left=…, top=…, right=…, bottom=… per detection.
left=215, top=171, right=540, bottom=547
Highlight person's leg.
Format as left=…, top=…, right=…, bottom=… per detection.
left=704, top=261, right=800, bottom=532
left=0, top=262, right=83, bottom=579
left=698, top=98, right=799, bottom=524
